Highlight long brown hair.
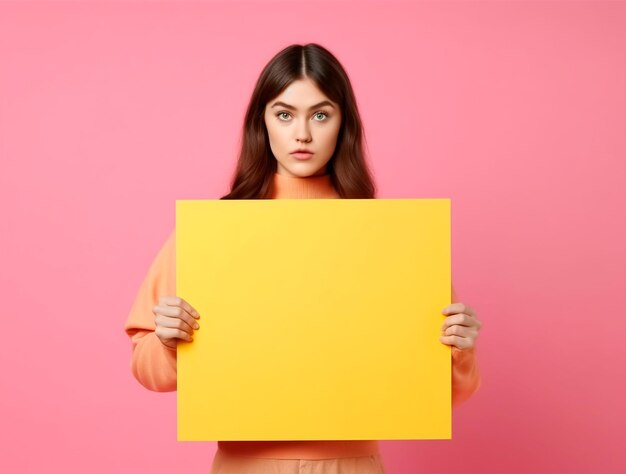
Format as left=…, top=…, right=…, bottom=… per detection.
left=220, top=43, right=377, bottom=199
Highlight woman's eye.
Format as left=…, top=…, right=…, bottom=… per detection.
left=276, top=111, right=328, bottom=121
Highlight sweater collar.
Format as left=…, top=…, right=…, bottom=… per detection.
left=269, top=171, right=340, bottom=199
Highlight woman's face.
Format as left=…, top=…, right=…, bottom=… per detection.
left=264, top=77, right=342, bottom=178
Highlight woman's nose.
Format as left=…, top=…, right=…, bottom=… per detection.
left=295, top=120, right=311, bottom=142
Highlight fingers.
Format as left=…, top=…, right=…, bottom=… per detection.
left=441, top=302, right=475, bottom=317
left=152, top=295, right=201, bottom=347
left=154, top=312, right=195, bottom=345
left=441, top=313, right=482, bottom=331
left=439, top=334, right=474, bottom=350
left=439, top=302, right=481, bottom=350
left=158, top=295, right=200, bottom=319
left=154, top=312, right=196, bottom=334
left=442, top=324, right=478, bottom=339
left=440, top=319, right=480, bottom=350
left=153, top=304, right=199, bottom=332
left=155, top=325, right=194, bottom=343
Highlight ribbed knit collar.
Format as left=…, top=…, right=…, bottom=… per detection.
left=269, top=171, right=340, bottom=199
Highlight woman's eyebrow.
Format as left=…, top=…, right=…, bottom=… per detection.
left=270, top=100, right=335, bottom=111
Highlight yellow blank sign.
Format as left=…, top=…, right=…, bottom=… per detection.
left=176, top=198, right=451, bottom=441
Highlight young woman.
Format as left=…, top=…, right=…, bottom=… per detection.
left=124, top=43, right=482, bottom=474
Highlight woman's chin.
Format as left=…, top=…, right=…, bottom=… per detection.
left=278, top=161, right=327, bottom=178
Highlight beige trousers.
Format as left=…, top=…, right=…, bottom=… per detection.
left=210, top=449, right=387, bottom=474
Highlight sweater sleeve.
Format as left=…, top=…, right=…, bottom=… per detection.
left=450, top=285, right=481, bottom=406
left=124, top=229, right=178, bottom=392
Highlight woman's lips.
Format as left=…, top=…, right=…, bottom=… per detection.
left=291, top=152, right=314, bottom=160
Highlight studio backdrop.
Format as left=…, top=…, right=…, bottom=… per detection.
left=1, top=1, right=624, bottom=473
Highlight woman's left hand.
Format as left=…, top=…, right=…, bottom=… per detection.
left=439, top=303, right=482, bottom=350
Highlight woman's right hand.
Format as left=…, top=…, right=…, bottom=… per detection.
left=152, top=295, right=200, bottom=349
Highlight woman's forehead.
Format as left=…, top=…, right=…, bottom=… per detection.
left=268, top=79, right=336, bottom=109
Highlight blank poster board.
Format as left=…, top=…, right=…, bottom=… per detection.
left=176, top=198, right=451, bottom=441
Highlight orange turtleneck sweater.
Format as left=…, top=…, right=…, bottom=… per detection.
left=124, top=171, right=481, bottom=459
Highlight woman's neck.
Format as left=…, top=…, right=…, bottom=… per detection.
left=269, top=171, right=339, bottom=199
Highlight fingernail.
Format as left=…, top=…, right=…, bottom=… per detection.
left=194, top=323, right=200, bottom=329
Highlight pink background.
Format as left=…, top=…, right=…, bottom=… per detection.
left=1, top=1, right=624, bottom=473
